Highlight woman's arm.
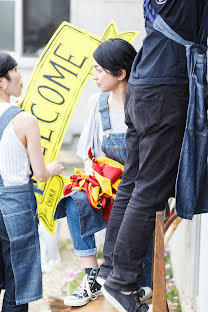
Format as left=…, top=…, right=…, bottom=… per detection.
left=13, top=112, right=63, bottom=182
left=77, top=93, right=100, bottom=175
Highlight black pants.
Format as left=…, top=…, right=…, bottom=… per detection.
left=99, top=84, right=189, bottom=292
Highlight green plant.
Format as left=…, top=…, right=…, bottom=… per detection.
left=165, top=248, right=182, bottom=312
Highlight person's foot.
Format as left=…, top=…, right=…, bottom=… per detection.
left=139, top=287, right=153, bottom=302
left=102, top=284, right=150, bottom=312
left=97, top=276, right=153, bottom=302
left=64, top=268, right=102, bottom=307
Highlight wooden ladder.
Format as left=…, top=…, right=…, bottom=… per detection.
left=151, top=209, right=169, bottom=312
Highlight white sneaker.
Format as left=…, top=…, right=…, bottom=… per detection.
left=140, top=287, right=153, bottom=302
left=96, top=276, right=106, bottom=286
left=64, top=269, right=102, bottom=307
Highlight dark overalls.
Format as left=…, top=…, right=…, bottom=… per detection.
left=0, top=106, right=42, bottom=311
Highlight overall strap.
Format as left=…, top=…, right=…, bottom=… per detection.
left=0, top=106, right=23, bottom=141
left=98, top=92, right=111, bottom=131
left=143, top=0, right=191, bottom=46
left=153, top=14, right=194, bottom=47
left=143, top=0, right=158, bottom=25
left=197, top=2, right=208, bottom=45
left=145, top=0, right=207, bottom=48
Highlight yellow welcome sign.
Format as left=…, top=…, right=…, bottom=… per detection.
left=22, top=21, right=138, bottom=235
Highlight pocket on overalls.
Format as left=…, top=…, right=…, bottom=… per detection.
left=132, top=97, right=163, bottom=135
left=110, top=145, right=126, bottom=165
left=3, top=192, right=38, bottom=251
left=102, top=135, right=126, bottom=165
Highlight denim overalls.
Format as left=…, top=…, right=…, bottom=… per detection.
left=149, top=4, right=208, bottom=219
left=0, top=106, right=42, bottom=308
left=98, top=92, right=126, bottom=165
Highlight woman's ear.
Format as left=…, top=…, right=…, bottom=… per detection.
left=118, top=69, right=127, bottom=81
left=0, top=77, right=7, bottom=90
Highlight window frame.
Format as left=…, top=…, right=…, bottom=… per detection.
left=0, top=0, right=71, bottom=68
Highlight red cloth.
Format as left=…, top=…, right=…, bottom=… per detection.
left=63, top=149, right=124, bottom=222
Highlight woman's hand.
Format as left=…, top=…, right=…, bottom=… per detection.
left=47, top=160, right=64, bottom=177
left=84, top=159, right=94, bottom=176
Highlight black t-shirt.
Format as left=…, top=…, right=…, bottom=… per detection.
left=129, top=0, right=206, bottom=85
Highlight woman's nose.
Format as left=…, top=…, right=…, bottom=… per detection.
left=93, top=72, right=97, bottom=80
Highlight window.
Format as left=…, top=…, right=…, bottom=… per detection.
left=0, top=0, right=70, bottom=57
left=0, top=0, right=15, bottom=51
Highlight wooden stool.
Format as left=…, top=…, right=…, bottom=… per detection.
left=152, top=209, right=169, bottom=312
left=68, top=296, right=117, bottom=311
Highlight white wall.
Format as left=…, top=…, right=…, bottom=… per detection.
left=64, top=0, right=146, bottom=143
left=169, top=214, right=207, bottom=312
left=196, top=214, right=208, bottom=312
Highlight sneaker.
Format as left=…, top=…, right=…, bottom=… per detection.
left=64, top=268, right=102, bottom=307
left=139, top=287, right=153, bottom=302
left=102, top=284, right=150, bottom=312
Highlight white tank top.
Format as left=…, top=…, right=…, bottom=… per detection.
left=0, top=103, right=32, bottom=186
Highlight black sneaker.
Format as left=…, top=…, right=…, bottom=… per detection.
left=64, top=268, right=102, bottom=307
left=102, top=284, right=150, bottom=312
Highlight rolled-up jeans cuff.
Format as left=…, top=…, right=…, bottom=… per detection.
left=74, top=247, right=97, bottom=257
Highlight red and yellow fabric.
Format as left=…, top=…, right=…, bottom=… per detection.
left=63, top=156, right=124, bottom=222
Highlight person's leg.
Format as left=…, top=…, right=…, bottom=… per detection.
left=99, top=85, right=141, bottom=279
left=99, top=85, right=154, bottom=302
left=139, top=235, right=153, bottom=289
left=65, top=197, right=97, bottom=262
left=105, top=84, right=189, bottom=292
left=0, top=212, right=28, bottom=312
left=64, top=198, right=102, bottom=307
left=138, top=235, right=153, bottom=303
left=102, top=84, right=189, bottom=311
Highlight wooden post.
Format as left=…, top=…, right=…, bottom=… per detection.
left=152, top=210, right=169, bottom=312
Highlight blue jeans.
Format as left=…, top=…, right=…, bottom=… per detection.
left=66, top=196, right=153, bottom=288
left=0, top=212, right=28, bottom=312
left=66, top=197, right=97, bottom=257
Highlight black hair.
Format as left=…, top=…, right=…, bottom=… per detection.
left=93, top=38, right=137, bottom=80
left=0, top=51, right=17, bottom=80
